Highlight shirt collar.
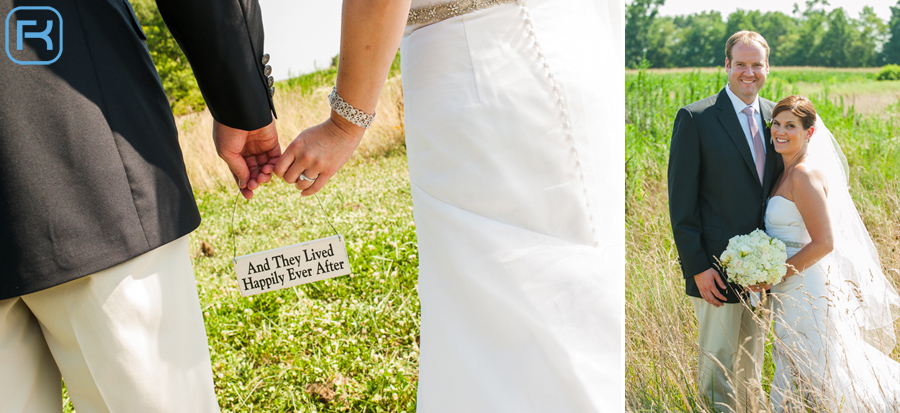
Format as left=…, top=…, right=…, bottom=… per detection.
left=724, top=84, right=760, bottom=116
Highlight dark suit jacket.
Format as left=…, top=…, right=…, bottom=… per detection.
left=0, top=0, right=275, bottom=299
left=667, top=88, right=783, bottom=303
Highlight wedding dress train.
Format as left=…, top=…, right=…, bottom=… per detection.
left=765, top=195, right=900, bottom=411
left=400, top=0, right=623, bottom=410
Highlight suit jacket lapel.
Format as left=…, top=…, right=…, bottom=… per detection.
left=715, top=89, right=758, bottom=185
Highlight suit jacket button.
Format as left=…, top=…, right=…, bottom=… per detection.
left=261, top=53, right=270, bottom=65
left=267, top=76, right=274, bottom=88
left=264, top=65, right=272, bottom=77
left=269, top=87, right=275, bottom=97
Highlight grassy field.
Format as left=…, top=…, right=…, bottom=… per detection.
left=191, top=154, right=420, bottom=412
left=626, top=68, right=900, bottom=412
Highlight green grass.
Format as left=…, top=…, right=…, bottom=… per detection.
left=194, top=152, right=420, bottom=412
left=200, top=57, right=413, bottom=413
left=281, top=67, right=338, bottom=95
left=794, top=78, right=900, bottom=96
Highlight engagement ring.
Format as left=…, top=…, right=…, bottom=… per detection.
left=299, top=173, right=316, bottom=183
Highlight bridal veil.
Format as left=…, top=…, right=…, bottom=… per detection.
left=808, top=117, right=900, bottom=354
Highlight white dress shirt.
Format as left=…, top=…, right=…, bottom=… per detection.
left=724, top=84, right=766, bottom=161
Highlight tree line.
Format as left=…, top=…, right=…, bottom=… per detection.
left=626, top=0, right=900, bottom=69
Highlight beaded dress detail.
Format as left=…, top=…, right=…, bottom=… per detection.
left=407, top=0, right=516, bottom=26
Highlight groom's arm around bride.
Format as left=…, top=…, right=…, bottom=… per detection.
left=667, top=30, right=783, bottom=413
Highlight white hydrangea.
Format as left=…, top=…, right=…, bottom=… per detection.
left=720, top=229, right=788, bottom=287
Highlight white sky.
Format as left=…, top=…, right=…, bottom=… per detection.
left=657, top=0, right=895, bottom=22
left=258, top=0, right=342, bottom=81
left=259, top=0, right=899, bottom=80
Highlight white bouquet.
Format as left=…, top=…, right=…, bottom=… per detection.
left=719, top=229, right=787, bottom=287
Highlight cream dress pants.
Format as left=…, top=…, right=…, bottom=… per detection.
left=691, top=297, right=771, bottom=413
left=0, top=235, right=219, bottom=413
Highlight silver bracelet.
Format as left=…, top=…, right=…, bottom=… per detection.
left=328, top=87, right=375, bottom=129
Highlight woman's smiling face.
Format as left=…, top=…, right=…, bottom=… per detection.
left=771, top=111, right=813, bottom=156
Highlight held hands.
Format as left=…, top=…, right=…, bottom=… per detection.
left=211, top=112, right=363, bottom=199
left=694, top=268, right=727, bottom=307
left=274, top=114, right=365, bottom=196
left=213, top=119, right=281, bottom=199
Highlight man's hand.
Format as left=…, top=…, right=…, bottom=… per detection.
left=213, top=119, right=281, bottom=199
left=695, top=268, right=727, bottom=307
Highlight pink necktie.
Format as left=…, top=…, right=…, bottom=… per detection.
left=742, top=106, right=765, bottom=184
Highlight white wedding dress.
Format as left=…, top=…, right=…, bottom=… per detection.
left=765, top=195, right=900, bottom=411
left=400, top=0, right=623, bottom=411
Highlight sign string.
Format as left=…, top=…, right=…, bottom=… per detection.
left=230, top=190, right=342, bottom=264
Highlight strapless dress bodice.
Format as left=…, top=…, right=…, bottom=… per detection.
left=765, top=196, right=811, bottom=255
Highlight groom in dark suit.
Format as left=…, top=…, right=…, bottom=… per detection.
left=668, top=31, right=783, bottom=412
left=0, top=0, right=279, bottom=410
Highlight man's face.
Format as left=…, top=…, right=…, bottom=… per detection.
left=725, top=42, right=769, bottom=105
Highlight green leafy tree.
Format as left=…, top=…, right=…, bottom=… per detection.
left=130, top=0, right=206, bottom=115
left=644, top=17, right=678, bottom=68
left=673, top=11, right=727, bottom=67
left=625, top=0, right=887, bottom=69
left=786, top=0, right=830, bottom=66
left=625, top=0, right=665, bottom=68
left=817, top=8, right=852, bottom=67
left=848, top=7, right=885, bottom=67
left=724, top=10, right=799, bottom=65
left=881, top=1, right=900, bottom=64
left=753, top=12, right=796, bottom=66
left=724, top=9, right=761, bottom=37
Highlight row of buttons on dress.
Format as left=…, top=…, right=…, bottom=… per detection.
left=262, top=53, right=275, bottom=97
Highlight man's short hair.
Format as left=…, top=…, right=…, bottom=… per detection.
left=725, top=31, right=770, bottom=62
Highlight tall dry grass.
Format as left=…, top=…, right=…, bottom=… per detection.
left=626, top=68, right=900, bottom=412
left=626, top=175, right=705, bottom=411
left=175, top=76, right=405, bottom=191
left=627, top=176, right=900, bottom=412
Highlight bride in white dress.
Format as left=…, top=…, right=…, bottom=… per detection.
left=275, top=0, right=623, bottom=411
left=761, top=95, right=900, bottom=411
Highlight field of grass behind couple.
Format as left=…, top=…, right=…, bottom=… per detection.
left=625, top=66, right=900, bottom=411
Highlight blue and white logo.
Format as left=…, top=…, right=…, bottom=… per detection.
left=5, top=6, right=63, bottom=65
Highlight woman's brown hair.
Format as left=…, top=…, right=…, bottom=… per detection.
left=772, top=95, right=816, bottom=130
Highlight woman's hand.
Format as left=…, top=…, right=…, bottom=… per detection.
left=274, top=115, right=364, bottom=196
left=747, top=282, right=772, bottom=293
left=272, top=0, right=409, bottom=196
